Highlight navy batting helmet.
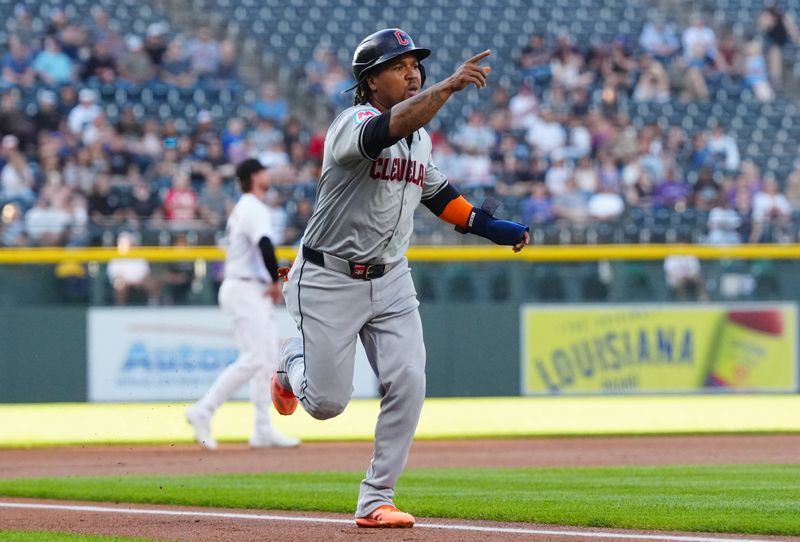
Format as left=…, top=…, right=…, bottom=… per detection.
left=344, top=28, right=430, bottom=92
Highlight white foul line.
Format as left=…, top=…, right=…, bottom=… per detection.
left=0, top=501, right=779, bottom=542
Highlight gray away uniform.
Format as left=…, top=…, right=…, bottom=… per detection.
left=283, top=104, right=447, bottom=516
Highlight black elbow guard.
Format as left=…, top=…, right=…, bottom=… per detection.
left=258, top=236, right=280, bottom=283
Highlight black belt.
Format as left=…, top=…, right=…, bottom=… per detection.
left=302, top=245, right=389, bottom=280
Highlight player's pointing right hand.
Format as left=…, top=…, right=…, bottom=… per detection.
left=448, top=49, right=492, bottom=92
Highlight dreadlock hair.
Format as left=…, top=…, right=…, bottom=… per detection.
left=354, top=80, right=372, bottom=106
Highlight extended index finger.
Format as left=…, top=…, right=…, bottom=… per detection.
left=466, top=49, right=492, bottom=64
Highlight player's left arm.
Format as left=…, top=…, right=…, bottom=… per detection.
left=422, top=180, right=530, bottom=252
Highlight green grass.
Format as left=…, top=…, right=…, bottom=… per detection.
left=1, top=465, right=798, bottom=536
left=0, top=532, right=164, bottom=542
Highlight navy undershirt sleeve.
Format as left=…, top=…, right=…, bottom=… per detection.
left=421, top=182, right=460, bottom=215
left=361, top=110, right=403, bottom=159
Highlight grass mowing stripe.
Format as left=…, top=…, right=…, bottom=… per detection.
left=0, top=465, right=798, bottom=536
left=0, top=472, right=363, bottom=513
left=0, top=532, right=164, bottom=542
left=406, top=466, right=800, bottom=531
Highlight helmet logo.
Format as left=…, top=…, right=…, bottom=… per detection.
left=394, top=30, right=410, bottom=46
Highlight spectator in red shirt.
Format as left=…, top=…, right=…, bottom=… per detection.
left=163, top=169, right=198, bottom=225
left=306, top=123, right=327, bottom=165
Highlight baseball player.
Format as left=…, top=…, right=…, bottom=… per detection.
left=186, top=158, right=300, bottom=450
left=271, top=29, right=529, bottom=527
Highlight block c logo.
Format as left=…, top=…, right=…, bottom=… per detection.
left=395, top=30, right=410, bottom=46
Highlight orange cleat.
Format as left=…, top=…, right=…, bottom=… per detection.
left=355, top=505, right=415, bottom=528
left=271, top=372, right=298, bottom=416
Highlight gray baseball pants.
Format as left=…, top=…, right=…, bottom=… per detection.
left=282, top=255, right=426, bottom=517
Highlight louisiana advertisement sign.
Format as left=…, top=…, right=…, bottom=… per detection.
left=88, top=307, right=378, bottom=401
left=521, top=303, right=798, bottom=395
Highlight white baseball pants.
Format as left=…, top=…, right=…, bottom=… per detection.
left=194, top=278, right=278, bottom=435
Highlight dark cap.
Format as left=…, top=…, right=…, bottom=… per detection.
left=235, top=158, right=266, bottom=184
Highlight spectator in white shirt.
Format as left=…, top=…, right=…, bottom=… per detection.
left=573, top=155, right=598, bottom=193
left=639, top=19, right=680, bottom=61
left=682, top=13, right=719, bottom=63
left=67, top=89, right=102, bottom=136
left=24, top=189, right=72, bottom=246
left=0, top=139, right=35, bottom=209
left=707, top=125, right=741, bottom=172
left=256, top=140, right=290, bottom=170
left=750, top=176, right=791, bottom=242
left=664, top=255, right=707, bottom=301
left=544, top=149, right=573, bottom=196
left=107, top=232, right=160, bottom=305
left=459, top=146, right=494, bottom=187
left=265, top=190, right=287, bottom=245
left=431, top=140, right=464, bottom=185
left=552, top=176, right=590, bottom=223
left=81, top=110, right=113, bottom=146
left=248, top=117, right=284, bottom=155
left=508, top=83, right=539, bottom=130
left=566, top=118, right=592, bottom=159
left=588, top=184, right=625, bottom=221
left=526, top=109, right=566, bottom=157
left=706, top=193, right=742, bottom=245
left=785, top=167, right=800, bottom=210
left=185, top=26, right=220, bottom=78
left=550, top=48, right=592, bottom=91
left=452, top=111, right=496, bottom=154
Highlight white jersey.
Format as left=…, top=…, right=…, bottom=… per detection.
left=302, top=105, right=449, bottom=264
left=223, top=193, right=275, bottom=282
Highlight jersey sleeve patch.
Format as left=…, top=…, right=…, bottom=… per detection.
left=353, top=107, right=380, bottom=126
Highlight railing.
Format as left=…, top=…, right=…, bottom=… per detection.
left=0, top=244, right=798, bottom=306
left=1, top=243, right=799, bottom=264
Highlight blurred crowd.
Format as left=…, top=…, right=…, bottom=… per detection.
left=435, top=7, right=800, bottom=245
left=0, top=3, right=799, bottom=258
left=0, top=6, right=319, bottom=249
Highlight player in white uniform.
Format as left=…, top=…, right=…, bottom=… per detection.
left=186, top=158, right=300, bottom=450
left=271, top=29, right=529, bottom=527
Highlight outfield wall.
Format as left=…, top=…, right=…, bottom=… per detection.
left=1, top=245, right=798, bottom=402
left=0, top=307, right=87, bottom=402
left=0, top=303, right=519, bottom=402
